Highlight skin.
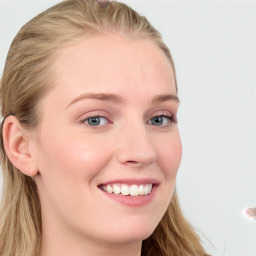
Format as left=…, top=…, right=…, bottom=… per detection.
left=245, top=207, right=256, bottom=219
left=4, top=34, right=182, bottom=256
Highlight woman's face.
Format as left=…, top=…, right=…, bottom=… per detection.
left=33, top=34, right=182, bottom=247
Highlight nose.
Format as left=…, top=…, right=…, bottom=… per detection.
left=115, top=125, right=157, bottom=168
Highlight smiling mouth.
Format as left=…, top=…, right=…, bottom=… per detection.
left=99, top=183, right=153, bottom=196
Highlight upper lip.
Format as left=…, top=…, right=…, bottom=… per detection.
left=98, top=178, right=160, bottom=186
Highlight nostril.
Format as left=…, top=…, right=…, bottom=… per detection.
left=125, top=159, right=155, bottom=168
left=125, top=161, right=143, bottom=167
left=116, top=143, right=157, bottom=167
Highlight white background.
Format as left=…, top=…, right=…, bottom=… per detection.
left=0, top=1, right=255, bottom=255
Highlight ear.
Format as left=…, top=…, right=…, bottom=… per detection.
left=2, top=115, right=38, bottom=176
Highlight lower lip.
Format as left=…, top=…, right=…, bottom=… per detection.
left=99, top=185, right=157, bottom=207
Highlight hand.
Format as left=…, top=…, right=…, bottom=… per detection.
left=244, top=207, right=256, bottom=219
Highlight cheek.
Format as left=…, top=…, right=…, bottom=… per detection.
left=36, top=131, right=113, bottom=183
left=156, top=132, right=182, bottom=179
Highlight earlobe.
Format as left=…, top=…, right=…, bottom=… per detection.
left=2, top=115, right=38, bottom=176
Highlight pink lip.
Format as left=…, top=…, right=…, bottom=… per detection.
left=98, top=178, right=160, bottom=207
left=99, top=178, right=160, bottom=186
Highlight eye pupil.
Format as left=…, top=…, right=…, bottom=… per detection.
left=88, top=117, right=100, bottom=126
left=151, top=116, right=163, bottom=126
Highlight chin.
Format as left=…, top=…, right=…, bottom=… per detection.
left=100, top=218, right=158, bottom=244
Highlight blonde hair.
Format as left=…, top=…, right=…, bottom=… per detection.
left=0, top=1, right=210, bottom=255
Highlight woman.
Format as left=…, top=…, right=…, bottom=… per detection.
left=0, top=0, right=210, bottom=255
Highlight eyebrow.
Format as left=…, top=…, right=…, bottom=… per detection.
left=67, top=93, right=125, bottom=108
left=151, top=94, right=180, bottom=104
left=67, top=92, right=179, bottom=108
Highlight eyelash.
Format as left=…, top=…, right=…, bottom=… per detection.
left=147, top=114, right=177, bottom=126
left=81, top=116, right=110, bottom=127
left=80, top=114, right=177, bottom=128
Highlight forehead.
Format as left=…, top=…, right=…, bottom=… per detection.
left=47, top=34, right=176, bottom=105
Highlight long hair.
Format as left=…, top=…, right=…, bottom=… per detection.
left=0, top=1, right=210, bottom=255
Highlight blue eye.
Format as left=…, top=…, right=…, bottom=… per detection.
left=148, top=115, right=174, bottom=126
left=83, top=116, right=108, bottom=126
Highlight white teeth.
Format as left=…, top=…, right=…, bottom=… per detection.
left=130, top=185, right=138, bottom=196
left=107, top=184, right=113, bottom=193
left=145, top=184, right=152, bottom=195
left=138, top=185, right=144, bottom=196
left=113, top=184, right=121, bottom=195
left=101, top=183, right=153, bottom=196
left=121, top=184, right=129, bottom=196
left=144, top=184, right=149, bottom=195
